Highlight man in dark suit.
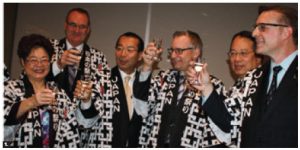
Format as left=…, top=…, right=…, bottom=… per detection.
left=111, top=32, right=145, bottom=147
left=191, top=5, right=297, bottom=147
left=50, top=8, right=113, bottom=147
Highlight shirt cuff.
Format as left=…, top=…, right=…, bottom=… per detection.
left=133, top=97, right=148, bottom=118
left=52, top=61, right=63, bottom=76
left=201, top=84, right=215, bottom=105
left=201, top=91, right=212, bottom=105
left=140, top=70, right=151, bottom=82
left=80, top=99, right=92, bottom=110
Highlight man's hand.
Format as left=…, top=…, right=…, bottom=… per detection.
left=58, top=49, right=81, bottom=69
left=141, top=42, right=163, bottom=72
left=186, top=60, right=213, bottom=96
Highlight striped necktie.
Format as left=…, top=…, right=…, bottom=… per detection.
left=266, top=66, right=282, bottom=106
left=177, top=73, right=185, bottom=104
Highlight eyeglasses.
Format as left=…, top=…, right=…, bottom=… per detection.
left=228, top=51, right=254, bottom=57
left=167, top=47, right=194, bottom=55
left=67, top=22, right=89, bottom=30
left=26, top=58, right=50, bottom=66
left=253, top=23, right=289, bottom=32
left=115, top=46, right=138, bottom=53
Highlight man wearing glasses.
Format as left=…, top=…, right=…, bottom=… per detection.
left=194, top=5, right=297, bottom=147
left=50, top=8, right=113, bottom=147
left=134, top=30, right=226, bottom=147
left=227, top=30, right=264, bottom=81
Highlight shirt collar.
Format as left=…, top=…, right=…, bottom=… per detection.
left=270, top=50, right=298, bottom=71
left=66, top=40, right=84, bottom=51
left=119, top=68, right=136, bottom=81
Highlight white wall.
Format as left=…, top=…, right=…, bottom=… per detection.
left=9, top=3, right=297, bottom=87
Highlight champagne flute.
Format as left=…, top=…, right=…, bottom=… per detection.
left=46, top=83, right=58, bottom=112
left=74, top=50, right=83, bottom=69
left=194, top=57, right=205, bottom=85
left=79, top=75, right=92, bottom=100
left=152, top=38, right=162, bottom=62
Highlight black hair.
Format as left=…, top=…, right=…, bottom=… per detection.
left=231, top=30, right=256, bottom=50
left=115, top=32, right=144, bottom=52
left=17, top=34, right=54, bottom=61
left=230, top=30, right=265, bottom=62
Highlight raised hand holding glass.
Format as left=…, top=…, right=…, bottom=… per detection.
left=194, top=57, right=205, bottom=85
left=151, top=38, right=162, bottom=62
left=78, top=75, right=92, bottom=100
left=46, top=83, right=58, bottom=112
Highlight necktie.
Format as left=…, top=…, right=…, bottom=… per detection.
left=124, top=76, right=133, bottom=119
left=177, top=73, right=185, bottom=104
left=266, top=66, right=282, bottom=106
left=68, top=66, right=77, bottom=88
left=68, top=48, right=78, bottom=88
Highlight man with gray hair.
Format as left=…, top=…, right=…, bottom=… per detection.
left=134, top=30, right=226, bottom=147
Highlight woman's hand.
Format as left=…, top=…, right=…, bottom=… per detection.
left=32, top=89, right=56, bottom=108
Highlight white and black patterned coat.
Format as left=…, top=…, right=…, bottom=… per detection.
left=4, top=75, right=80, bottom=147
left=49, top=39, right=114, bottom=147
left=138, top=69, right=225, bottom=147
left=4, top=64, right=10, bottom=82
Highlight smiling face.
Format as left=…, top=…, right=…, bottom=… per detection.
left=169, top=35, right=200, bottom=72
left=22, top=47, right=50, bottom=82
left=64, top=11, right=90, bottom=47
left=252, top=11, right=288, bottom=57
left=115, top=36, right=142, bottom=74
left=229, top=36, right=261, bottom=78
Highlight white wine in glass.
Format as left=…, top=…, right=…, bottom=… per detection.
left=194, top=57, right=205, bottom=85
left=46, top=82, right=58, bottom=111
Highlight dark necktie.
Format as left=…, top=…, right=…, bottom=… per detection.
left=266, top=66, right=282, bottom=106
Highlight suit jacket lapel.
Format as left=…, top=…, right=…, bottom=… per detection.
left=263, top=56, right=298, bottom=118
left=255, top=62, right=271, bottom=120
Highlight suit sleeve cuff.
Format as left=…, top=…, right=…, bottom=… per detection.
left=139, top=70, right=151, bottom=81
